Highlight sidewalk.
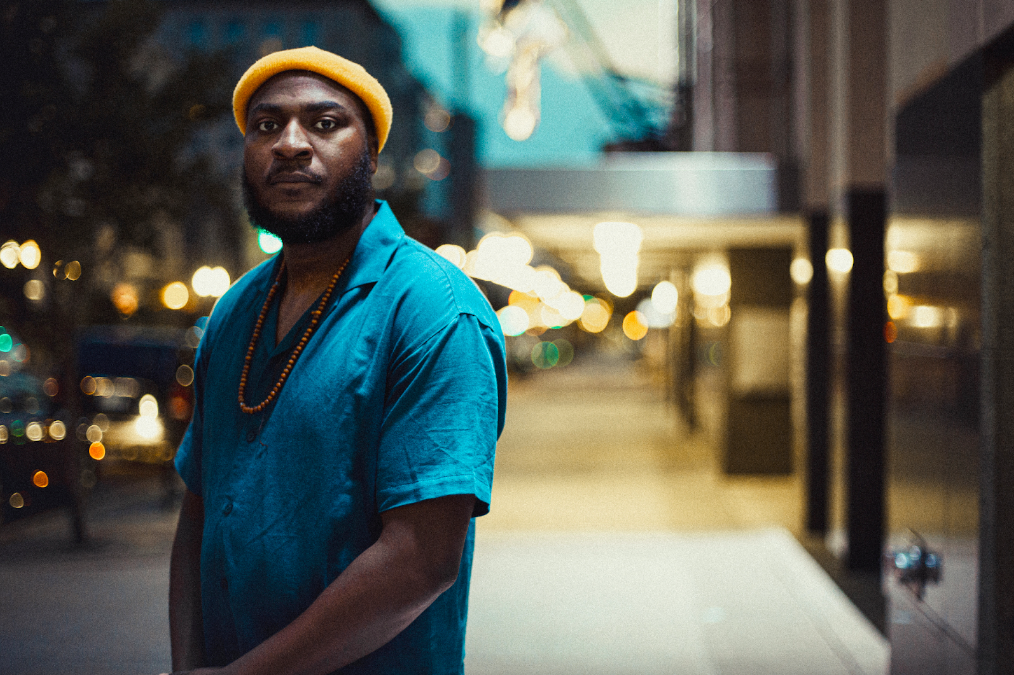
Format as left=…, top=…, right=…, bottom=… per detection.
left=0, top=355, right=888, bottom=674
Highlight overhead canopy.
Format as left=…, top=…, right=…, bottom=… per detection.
left=482, top=152, right=778, bottom=216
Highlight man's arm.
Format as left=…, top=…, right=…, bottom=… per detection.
left=205, top=493, right=475, bottom=675
left=170, top=489, right=206, bottom=671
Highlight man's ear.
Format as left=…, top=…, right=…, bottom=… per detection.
left=369, top=142, right=379, bottom=175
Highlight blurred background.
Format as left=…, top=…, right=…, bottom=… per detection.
left=2, top=0, right=1013, bottom=673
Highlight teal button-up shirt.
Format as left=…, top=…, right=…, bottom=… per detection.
left=175, top=201, right=507, bottom=673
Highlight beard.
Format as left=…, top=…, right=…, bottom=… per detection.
left=243, top=149, right=375, bottom=245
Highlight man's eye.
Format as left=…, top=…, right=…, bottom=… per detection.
left=315, top=119, right=338, bottom=131
left=257, top=120, right=278, bottom=132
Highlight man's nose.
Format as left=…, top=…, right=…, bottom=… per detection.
left=273, top=118, right=312, bottom=160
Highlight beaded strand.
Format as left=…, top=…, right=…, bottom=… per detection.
left=238, top=256, right=350, bottom=414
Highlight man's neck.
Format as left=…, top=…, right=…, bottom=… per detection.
left=281, top=202, right=377, bottom=296
left=274, top=202, right=377, bottom=344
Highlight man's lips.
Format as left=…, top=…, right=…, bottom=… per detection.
left=268, top=172, right=322, bottom=185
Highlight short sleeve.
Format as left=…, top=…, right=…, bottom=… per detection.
left=376, top=312, right=506, bottom=517
left=175, top=344, right=207, bottom=496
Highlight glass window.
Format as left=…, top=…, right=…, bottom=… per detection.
left=187, top=19, right=207, bottom=47
left=224, top=20, right=245, bottom=44
left=264, top=20, right=282, bottom=39
left=299, top=20, right=319, bottom=46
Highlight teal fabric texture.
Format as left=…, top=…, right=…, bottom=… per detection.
left=175, top=201, right=507, bottom=673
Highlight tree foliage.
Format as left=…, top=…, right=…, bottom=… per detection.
left=1, top=0, right=236, bottom=273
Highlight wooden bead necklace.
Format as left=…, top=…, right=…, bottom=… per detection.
left=238, top=256, right=351, bottom=414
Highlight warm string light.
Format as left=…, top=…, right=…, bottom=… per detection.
left=478, top=0, right=567, bottom=141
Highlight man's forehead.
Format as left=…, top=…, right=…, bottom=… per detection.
left=248, top=70, right=359, bottom=109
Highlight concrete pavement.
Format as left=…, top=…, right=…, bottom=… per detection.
left=0, top=355, right=888, bottom=674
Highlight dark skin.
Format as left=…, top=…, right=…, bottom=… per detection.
left=165, top=72, right=477, bottom=675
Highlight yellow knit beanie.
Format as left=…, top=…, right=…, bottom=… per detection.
left=233, top=46, right=393, bottom=152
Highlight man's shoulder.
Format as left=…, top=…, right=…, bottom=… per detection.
left=384, top=237, right=498, bottom=330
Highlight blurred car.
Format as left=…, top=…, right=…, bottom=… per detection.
left=0, top=328, right=81, bottom=528
left=76, top=326, right=195, bottom=469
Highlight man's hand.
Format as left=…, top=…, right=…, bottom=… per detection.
left=222, top=493, right=476, bottom=675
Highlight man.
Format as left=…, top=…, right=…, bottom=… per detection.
left=167, top=47, right=507, bottom=675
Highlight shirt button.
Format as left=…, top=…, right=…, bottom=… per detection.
left=246, top=428, right=257, bottom=442
left=222, top=501, right=233, bottom=516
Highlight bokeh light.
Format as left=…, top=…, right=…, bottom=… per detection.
left=593, top=221, right=643, bottom=255
left=595, top=222, right=642, bottom=298
left=692, top=263, right=732, bottom=297
left=884, top=270, right=899, bottom=295
left=912, top=305, right=944, bottom=328
left=424, top=106, right=452, bottom=133
left=0, top=241, right=19, bottom=269
left=885, top=321, right=898, bottom=343
left=24, top=279, right=45, bottom=301
left=503, top=105, right=537, bottom=141
left=111, top=283, right=139, bottom=316
left=0, top=425, right=7, bottom=443
left=86, top=425, right=103, bottom=443
left=258, top=230, right=283, bottom=254
left=887, top=295, right=911, bottom=320
left=192, top=266, right=231, bottom=297
left=48, top=420, right=66, bottom=441
left=602, top=266, right=638, bottom=298
left=80, top=376, right=97, bottom=395
left=554, top=339, right=574, bottom=367
left=9, top=492, right=24, bottom=508
left=33, top=471, right=49, bottom=488
left=435, top=244, right=467, bottom=269
left=176, top=365, right=195, bottom=387
left=651, top=281, right=679, bottom=315
left=826, top=248, right=854, bottom=274
left=579, top=298, right=611, bottom=333
left=162, top=281, right=190, bottom=310
left=26, top=422, right=44, bottom=442
left=414, top=148, right=441, bottom=174
left=887, top=250, right=919, bottom=274
left=18, top=240, right=41, bottom=269
left=790, top=258, right=814, bottom=285
left=88, top=441, right=105, bottom=460
left=478, top=23, right=516, bottom=58
left=497, top=305, right=530, bottom=337
left=637, top=298, right=675, bottom=329
left=539, top=304, right=567, bottom=330
left=707, top=305, right=732, bottom=327
left=553, top=291, right=587, bottom=322
left=43, top=378, right=58, bottom=397
left=622, top=311, right=649, bottom=341
left=139, top=394, right=159, bottom=418
left=135, top=416, right=162, bottom=440
left=531, top=341, right=560, bottom=369
left=96, top=378, right=114, bottom=398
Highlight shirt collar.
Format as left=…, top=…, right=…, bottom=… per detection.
left=340, top=200, right=404, bottom=291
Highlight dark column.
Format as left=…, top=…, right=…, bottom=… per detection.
left=725, top=247, right=794, bottom=474
left=978, top=38, right=1014, bottom=675
left=845, top=190, right=886, bottom=573
left=796, top=0, right=832, bottom=535
left=448, top=113, right=478, bottom=250
left=805, top=210, right=830, bottom=534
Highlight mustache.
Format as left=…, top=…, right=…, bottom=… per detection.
left=266, top=166, right=324, bottom=184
